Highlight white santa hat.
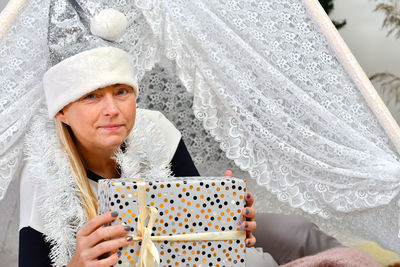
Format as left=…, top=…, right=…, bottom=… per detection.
left=43, top=9, right=137, bottom=118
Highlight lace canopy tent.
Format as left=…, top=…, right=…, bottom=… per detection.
left=1, top=0, right=400, bottom=263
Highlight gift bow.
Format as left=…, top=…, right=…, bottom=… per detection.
left=136, top=180, right=160, bottom=267
left=128, top=179, right=246, bottom=267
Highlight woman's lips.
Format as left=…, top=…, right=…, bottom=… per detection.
left=98, top=124, right=123, bottom=130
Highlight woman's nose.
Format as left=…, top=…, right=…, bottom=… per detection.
left=102, top=94, right=119, bottom=117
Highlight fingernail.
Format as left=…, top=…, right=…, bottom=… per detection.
left=111, top=211, right=118, bottom=217
left=117, top=251, right=121, bottom=257
left=246, top=193, right=251, bottom=199
left=124, top=226, right=130, bottom=231
left=247, top=241, right=251, bottom=245
left=126, top=235, right=133, bottom=241
left=244, top=222, right=248, bottom=228
left=245, top=209, right=249, bottom=215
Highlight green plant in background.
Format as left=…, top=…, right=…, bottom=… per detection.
left=318, top=0, right=347, bottom=29
left=370, top=1, right=400, bottom=123
left=374, top=0, right=400, bottom=39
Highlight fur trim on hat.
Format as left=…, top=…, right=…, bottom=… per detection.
left=43, top=47, right=138, bottom=118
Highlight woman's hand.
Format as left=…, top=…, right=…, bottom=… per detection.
left=67, top=211, right=131, bottom=267
left=224, top=170, right=257, bottom=247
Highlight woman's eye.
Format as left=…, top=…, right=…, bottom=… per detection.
left=117, top=89, right=128, bottom=95
left=85, top=94, right=97, bottom=99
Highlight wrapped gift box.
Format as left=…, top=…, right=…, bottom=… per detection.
left=98, top=177, right=247, bottom=267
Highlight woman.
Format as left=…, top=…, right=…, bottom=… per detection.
left=19, top=46, right=270, bottom=266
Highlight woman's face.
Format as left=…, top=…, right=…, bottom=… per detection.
left=56, top=84, right=136, bottom=151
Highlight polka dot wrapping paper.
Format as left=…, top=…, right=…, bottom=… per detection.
left=98, top=177, right=247, bottom=267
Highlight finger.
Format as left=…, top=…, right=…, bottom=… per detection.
left=241, top=220, right=256, bottom=232
left=242, top=207, right=256, bottom=220
left=87, top=224, right=131, bottom=247
left=96, top=252, right=120, bottom=267
left=245, top=233, right=256, bottom=247
left=244, top=192, right=254, bottom=207
left=78, top=211, right=119, bottom=237
left=224, top=170, right=233, bottom=177
left=90, top=236, right=130, bottom=260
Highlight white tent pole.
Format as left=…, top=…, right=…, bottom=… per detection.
left=303, top=0, right=400, bottom=155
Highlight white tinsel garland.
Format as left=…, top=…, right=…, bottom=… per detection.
left=24, top=108, right=171, bottom=267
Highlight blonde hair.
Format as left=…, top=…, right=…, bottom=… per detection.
left=55, top=120, right=98, bottom=221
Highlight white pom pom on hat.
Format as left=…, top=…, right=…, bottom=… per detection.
left=43, top=10, right=137, bottom=118
left=90, top=8, right=128, bottom=41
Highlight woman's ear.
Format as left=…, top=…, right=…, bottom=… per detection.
left=55, top=110, right=69, bottom=125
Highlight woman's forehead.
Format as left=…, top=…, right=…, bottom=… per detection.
left=92, top=84, right=132, bottom=92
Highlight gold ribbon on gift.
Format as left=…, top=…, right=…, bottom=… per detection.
left=127, top=178, right=246, bottom=267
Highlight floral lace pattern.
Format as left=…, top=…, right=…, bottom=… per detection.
left=0, top=0, right=49, bottom=198
left=134, top=0, right=400, bottom=251
left=0, top=0, right=50, bottom=260
left=138, top=62, right=400, bottom=252
left=1, top=1, right=400, bottom=263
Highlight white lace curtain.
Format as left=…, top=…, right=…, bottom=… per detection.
left=1, top=0, right=400, bottom=256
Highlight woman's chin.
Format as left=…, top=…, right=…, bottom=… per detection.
left=98, top=137, right=126, bottom=149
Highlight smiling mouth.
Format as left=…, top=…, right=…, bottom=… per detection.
left=99, top=124, right=123, bottom=130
